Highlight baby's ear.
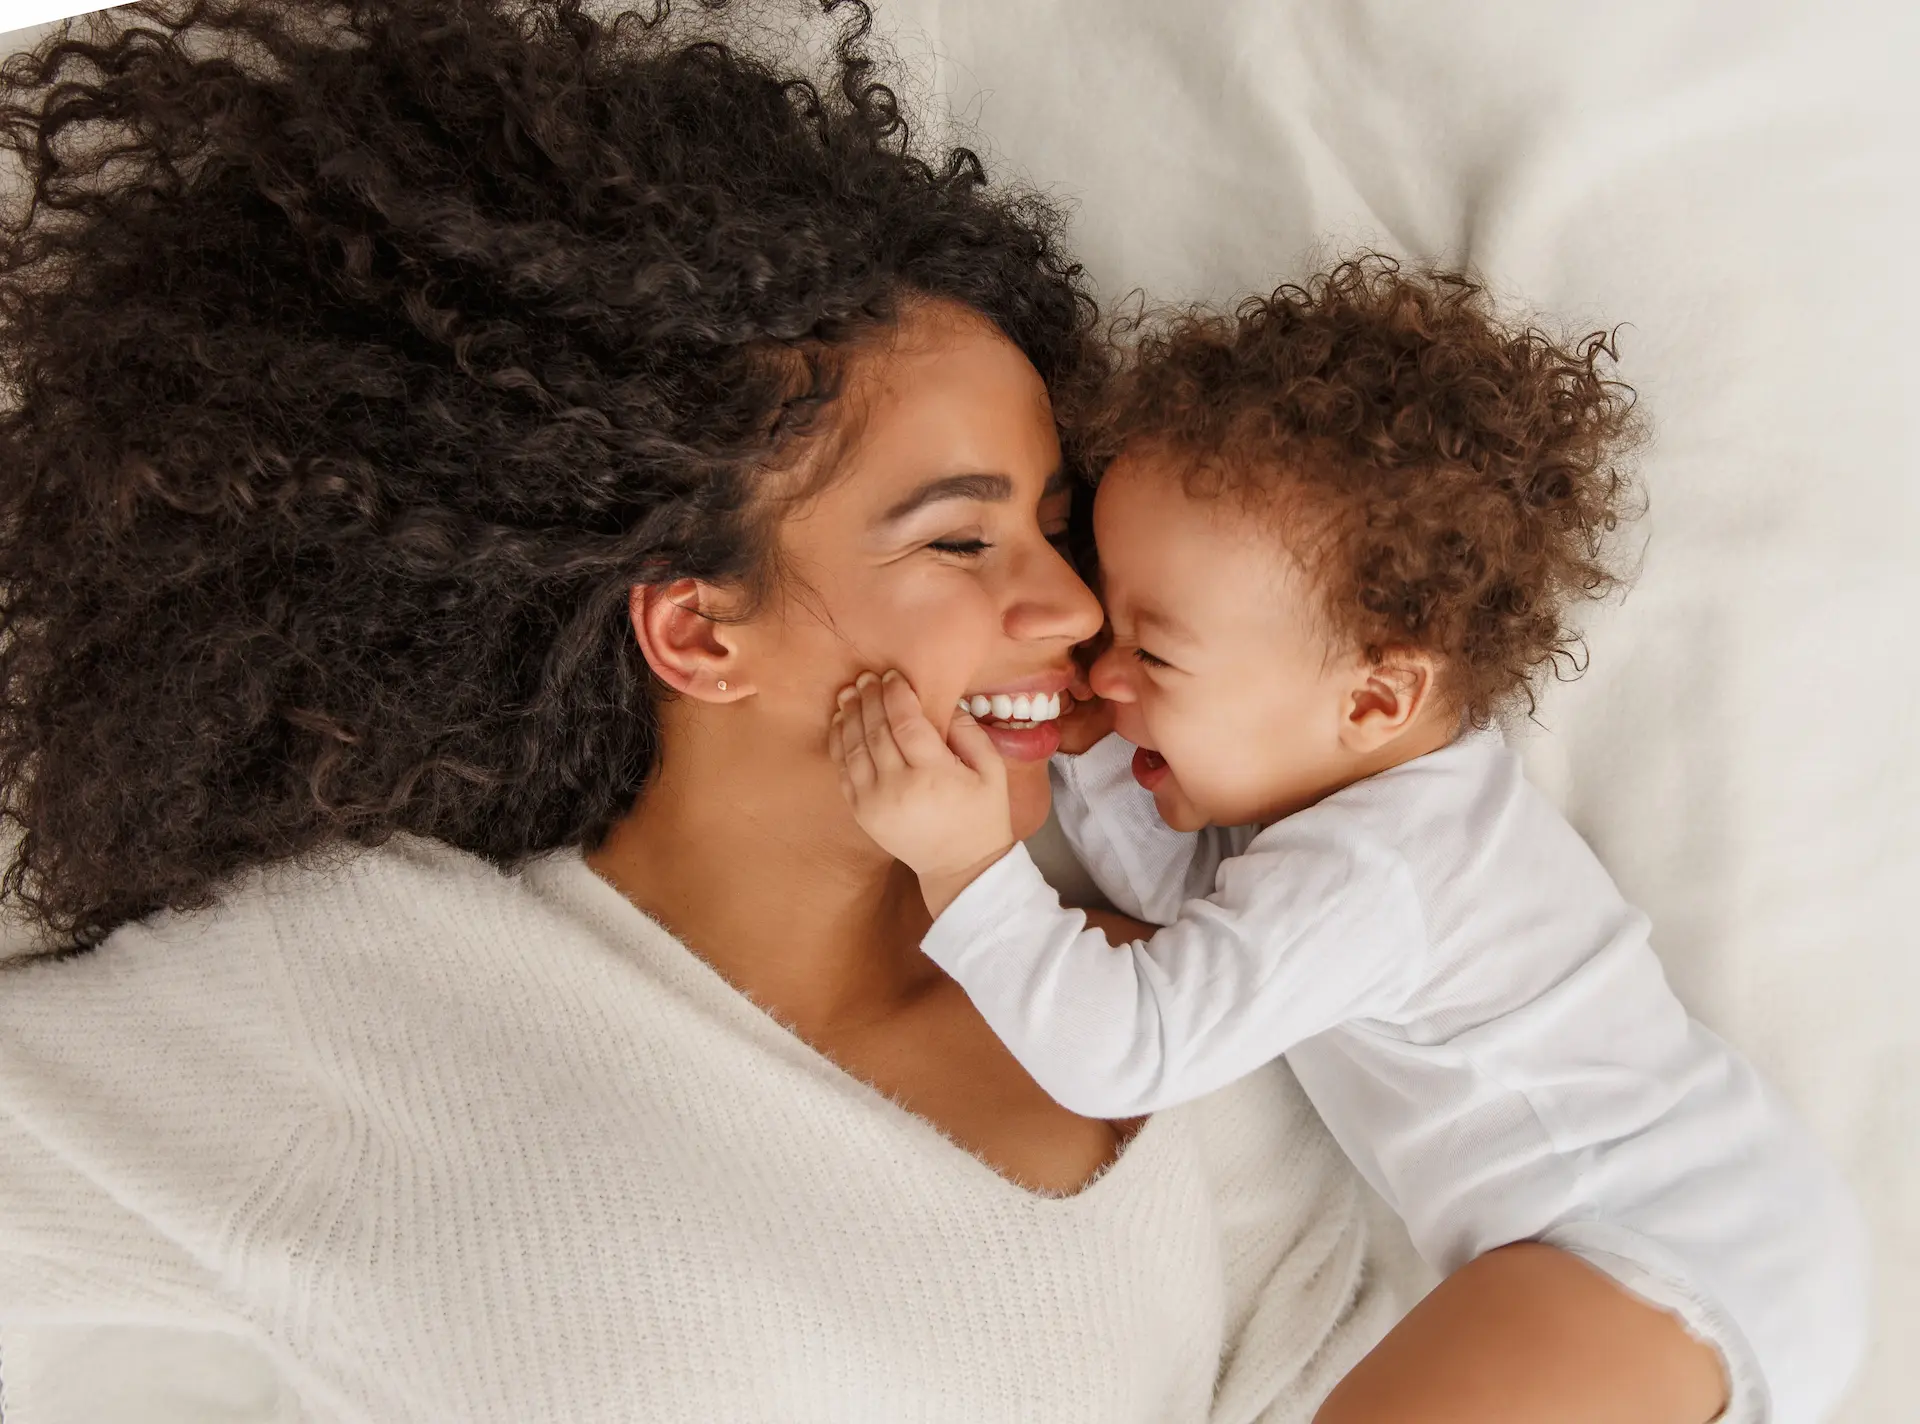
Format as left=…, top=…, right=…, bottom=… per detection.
left=1340, top=646, right=1442, bottom=753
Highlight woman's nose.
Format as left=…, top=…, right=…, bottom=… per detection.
left=1088, top=643, right=1135, bottom=703
left=1006, top=539, right=1104, bottom=647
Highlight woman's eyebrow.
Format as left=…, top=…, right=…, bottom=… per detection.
left=877, top=472, right=1014, bottom=524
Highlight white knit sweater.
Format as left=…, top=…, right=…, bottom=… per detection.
left=0, top=834, right=1402, bottom=1423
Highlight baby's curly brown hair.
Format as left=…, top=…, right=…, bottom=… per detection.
left=1077, top=256, right=1644, bottom=724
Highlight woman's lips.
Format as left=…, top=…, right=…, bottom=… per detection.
left=1131, top=745, right=1171, bottom=790
left=957, top=676, right=1073, bottom=763
left=981, top=718, right=1063, bottom=763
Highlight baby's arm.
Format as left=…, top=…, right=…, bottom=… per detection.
left=919, top=839, right=1424, bottom=1116
left=829, top=673, right=1425, bottom=1116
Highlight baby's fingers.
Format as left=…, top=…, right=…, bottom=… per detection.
left=946, top=705, right=1006, bottom=789
left=879, top=671, right=950, bottom=769
left=854, top=674, right=907, bottom=774
left=828, top=716, right=858, bottom=803
left=833, top=697, right=874, bottom=789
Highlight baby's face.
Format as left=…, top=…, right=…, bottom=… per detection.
left=1086, top=453, right=1363, bottom=832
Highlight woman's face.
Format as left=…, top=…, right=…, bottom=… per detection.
left=738, top=299, right=1103, bottom=840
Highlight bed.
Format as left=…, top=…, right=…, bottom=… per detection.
left=2, top=1, right=1914, bottom=1419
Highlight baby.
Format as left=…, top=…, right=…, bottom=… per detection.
left=829, top=260, right=1864, bottom=1423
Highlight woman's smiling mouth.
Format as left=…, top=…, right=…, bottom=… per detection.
left=955, top=690, right=1066, bottom=727
left=955, top=684, right=1073, bottom=762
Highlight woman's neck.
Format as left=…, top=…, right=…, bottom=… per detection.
left=585, top=715, right=940, bottom=1040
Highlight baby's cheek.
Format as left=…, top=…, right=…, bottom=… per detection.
left=1168, top=724, right=1248, bottom=824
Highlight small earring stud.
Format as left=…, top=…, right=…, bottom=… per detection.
left=716, top=679, right=728, bottom=692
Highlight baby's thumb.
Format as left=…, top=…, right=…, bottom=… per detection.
left=947, top=708, right=1005, bottom=783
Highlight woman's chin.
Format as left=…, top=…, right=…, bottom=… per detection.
left=1006, top=759, right=1054, bottom=842
left=988, top=721, right=1062, bottom=841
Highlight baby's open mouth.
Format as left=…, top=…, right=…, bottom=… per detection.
left=955, top=691, right=1068, bottom=729
left=1130, top=745, right=1172, bottom=791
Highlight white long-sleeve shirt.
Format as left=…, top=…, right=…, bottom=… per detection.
left=922, top=730, right=1868, bottom=1424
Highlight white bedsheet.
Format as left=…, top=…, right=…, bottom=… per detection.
left=879, top=1, right=1915, bottom=1418
left=2, top=2, right=1914, bottom=1420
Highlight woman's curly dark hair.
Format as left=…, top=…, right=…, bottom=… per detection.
left=1076, top=256, right=1644, bottom=725
left=0, top=0, right=1100, bottom=954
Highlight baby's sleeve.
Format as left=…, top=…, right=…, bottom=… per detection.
left=921, top=825, right=1428, bottom=1119
left=1049, top=733, right=1251, bottom=925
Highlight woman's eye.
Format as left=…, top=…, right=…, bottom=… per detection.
left=1133, top=647, right=1170, bottom=670
left=930, top=538, right=993, bottom=557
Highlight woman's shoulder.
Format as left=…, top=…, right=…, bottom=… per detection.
left=0, top=835, right=600, bottom=1154
left=0, top=833, right=667, bottom=1333
left=1, top=833, right=539, bottom=966
left=112, top=832, right=609, bottom=983
left=211, top=831, right=560, bottom=937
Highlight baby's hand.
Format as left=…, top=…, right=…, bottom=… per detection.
left=830, top=670, right=1013, bottom=914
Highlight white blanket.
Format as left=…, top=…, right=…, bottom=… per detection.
left=878, top=1, right=1915, bottom=1418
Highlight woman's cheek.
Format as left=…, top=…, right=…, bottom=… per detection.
left=891, top=585, right=1000, bottom=719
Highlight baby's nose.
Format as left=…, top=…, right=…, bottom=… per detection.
left=1087, top=645, right=1133, bottom=702
left=1069, top=623, right=1112, bottom=697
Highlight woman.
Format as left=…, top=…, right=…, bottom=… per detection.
left=0, top=2, right=1730, bottom=1419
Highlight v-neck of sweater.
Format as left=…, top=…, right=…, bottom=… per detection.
left=519, top=842, right=1174, bottom=1208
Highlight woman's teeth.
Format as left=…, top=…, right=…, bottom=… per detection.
left=956, top=691, right=1065, bottom=725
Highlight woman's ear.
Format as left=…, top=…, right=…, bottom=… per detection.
left=628, top=579, right=755, bottom=702
left=1338, top=646, right=1442, bottom=754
